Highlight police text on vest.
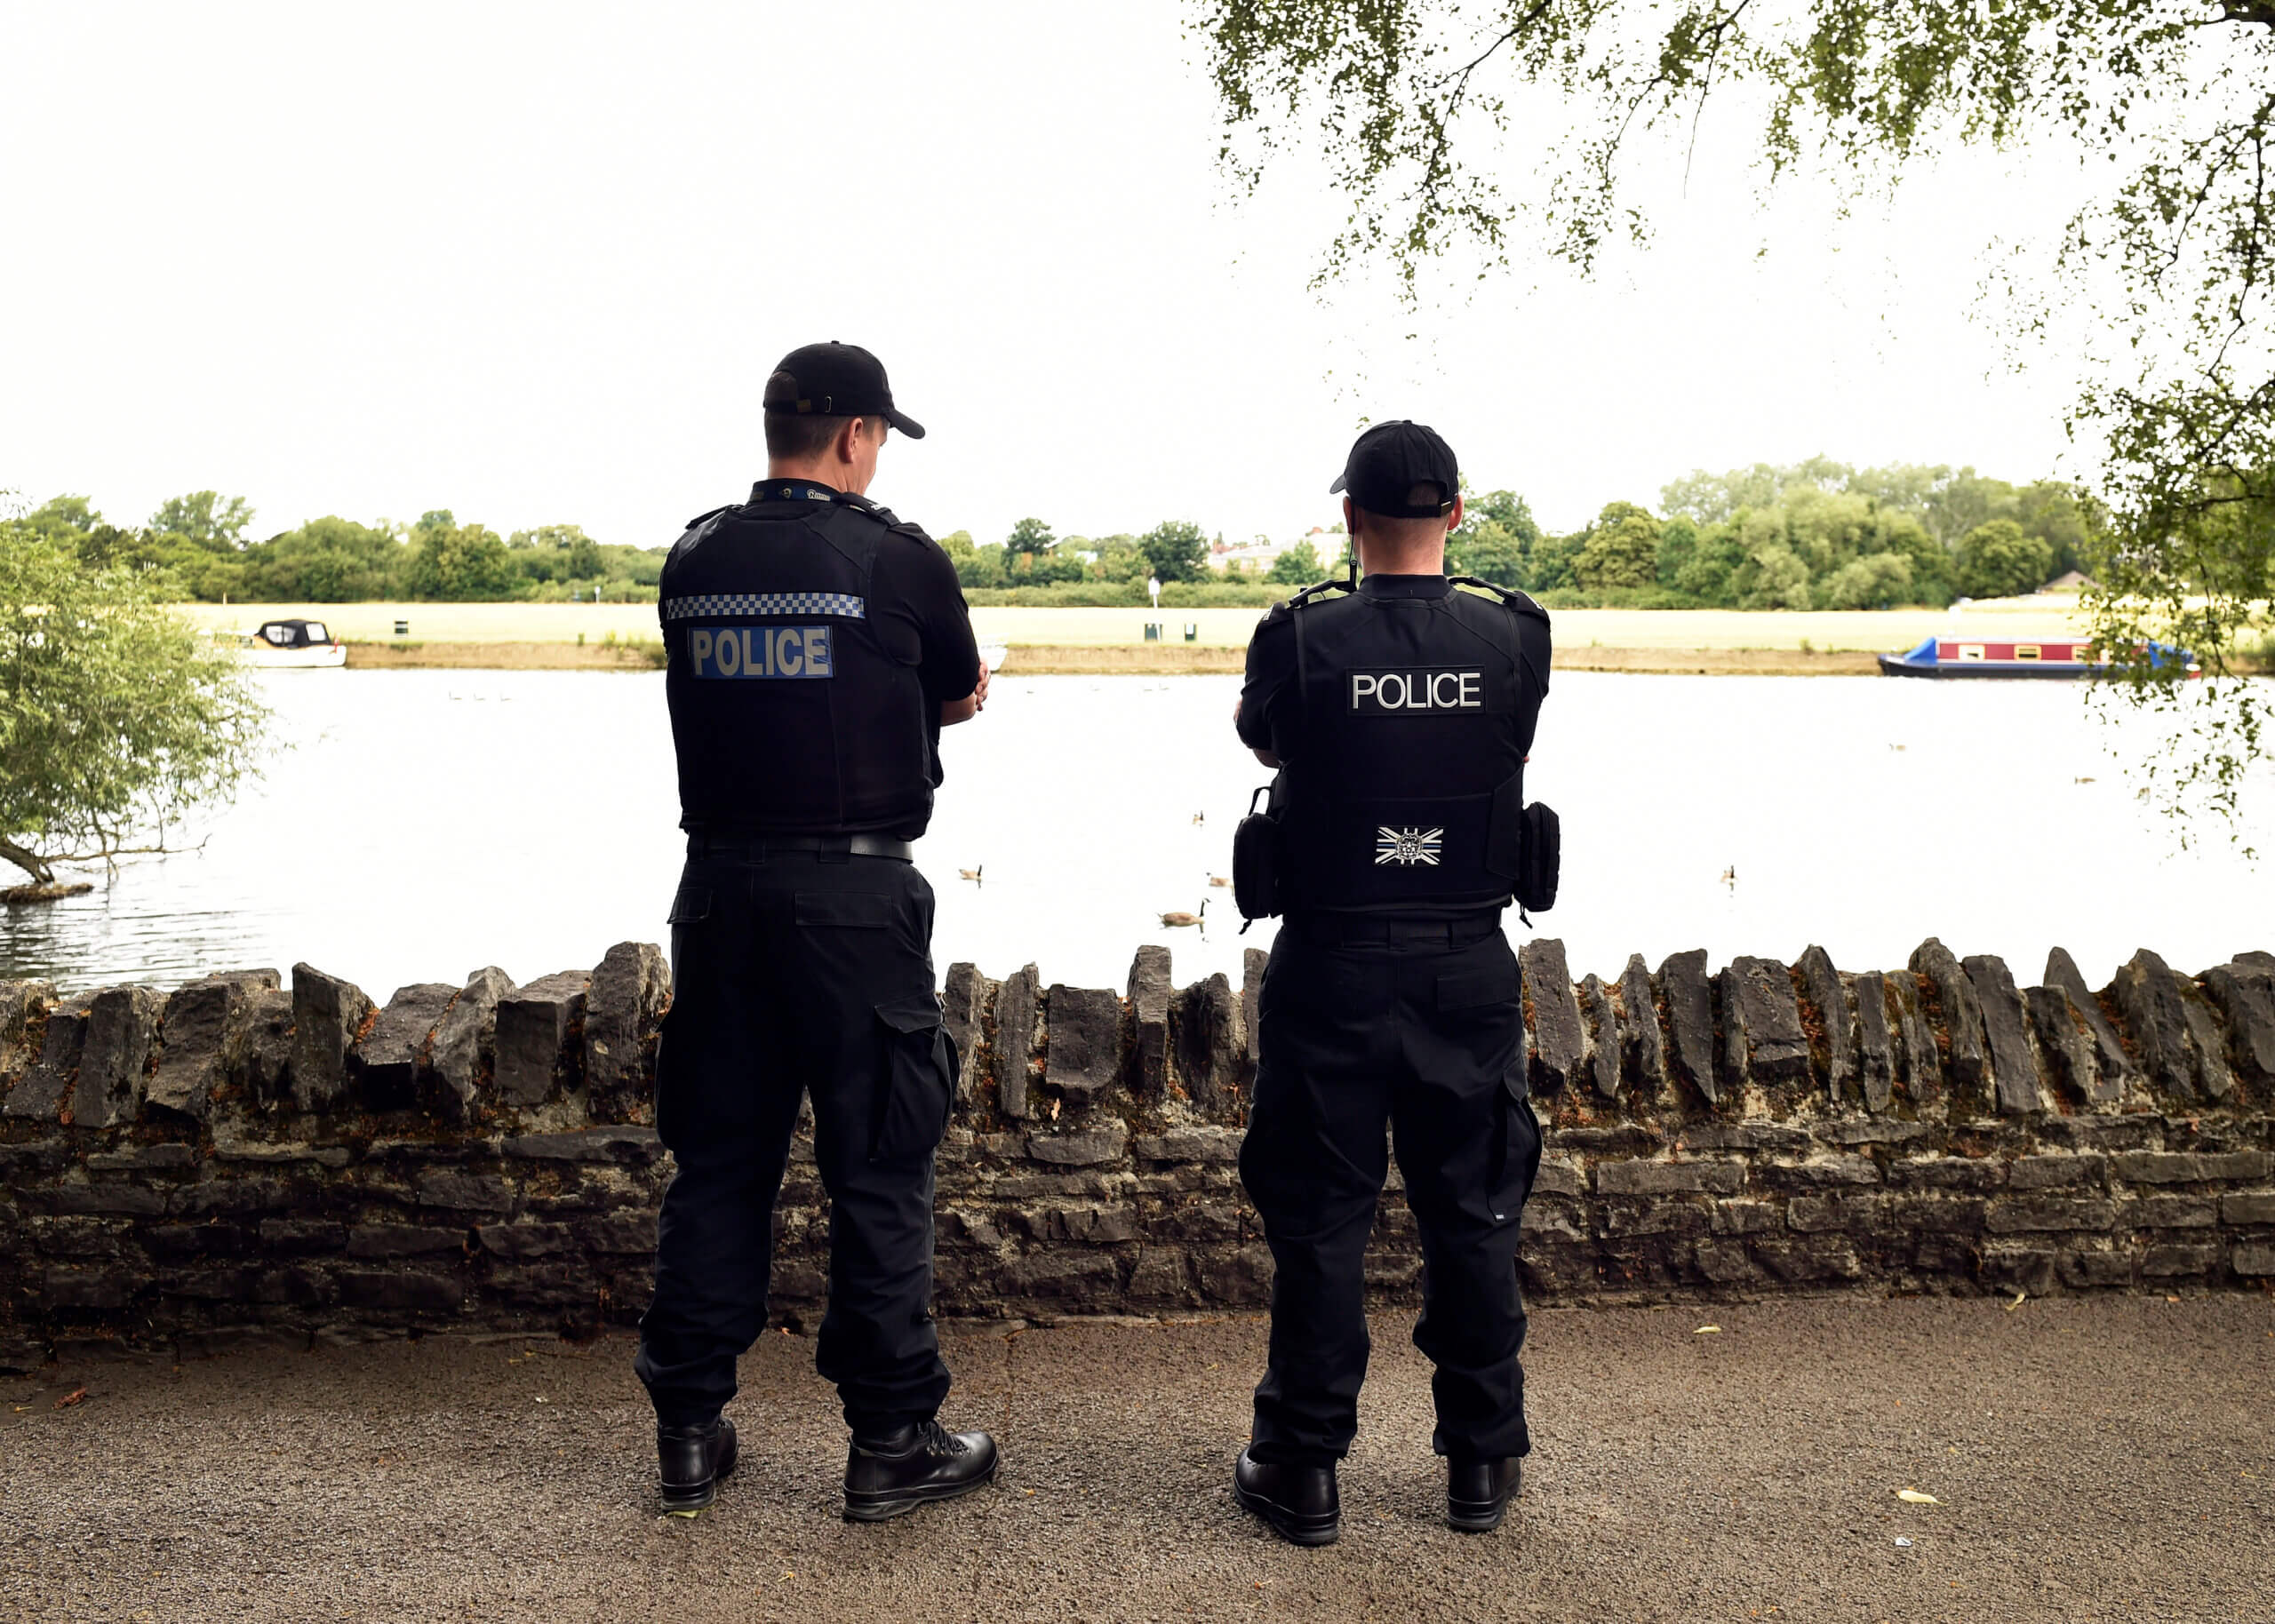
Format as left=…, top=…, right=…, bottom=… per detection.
left=1348, top=669, right=1482, bottom=712
left=686, top=625, right=834, bottom=679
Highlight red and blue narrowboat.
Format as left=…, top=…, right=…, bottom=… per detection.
left=1875, top=635, right=2199, bottom=680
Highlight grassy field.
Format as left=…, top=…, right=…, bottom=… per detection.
left=182, top=596, right=2089, bottom=655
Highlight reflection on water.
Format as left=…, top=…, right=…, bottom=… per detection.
left=3, top=669, right=2266, bottom=998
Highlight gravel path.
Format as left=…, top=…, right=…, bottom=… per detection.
left=4, top=1294, right=2271, bottom=1622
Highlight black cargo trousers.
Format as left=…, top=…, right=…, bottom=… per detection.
left=635, top=841, right=957, bottom=1434
left=1240, top=913, right=1543, bottom=1466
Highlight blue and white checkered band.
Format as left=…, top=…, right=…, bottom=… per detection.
left=1375, top=826, right=1444, bottom=867
left=662, top=593, right=867, bottom=622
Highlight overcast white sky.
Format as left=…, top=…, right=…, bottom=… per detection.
left=3, top=2, right=2110, bottom=546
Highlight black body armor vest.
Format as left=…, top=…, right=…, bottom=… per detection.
left=659, top=483, right=937, bottom=837
left=1273, top=576, right=1548, bottom=913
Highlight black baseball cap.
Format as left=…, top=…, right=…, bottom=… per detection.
left=1329, top=420, right=1457, bottom=517
left=762, top=341, right=926, bottom=439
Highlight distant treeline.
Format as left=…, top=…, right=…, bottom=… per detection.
left=9, top=458, right=2088, bottom=610
left=1470, top=458, right=2091, bottom=609
left=4, top=496, right=664, bottom=604
left=949, top=459, right=2092, bottom=609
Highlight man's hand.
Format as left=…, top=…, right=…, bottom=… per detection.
left=940, top=660, right=989, bottom=727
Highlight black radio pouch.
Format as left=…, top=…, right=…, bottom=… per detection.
left=1232, top=777, right=1286, bottom=924
left=1517, top=800, right=1561, bottom=914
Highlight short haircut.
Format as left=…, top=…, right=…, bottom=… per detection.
left=1355, top=482, right=1456, bottom=545
left=762, top=370, right=885, bottom=461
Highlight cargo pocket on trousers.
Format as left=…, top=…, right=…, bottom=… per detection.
left=870, top=997, right=955, bottom=1162
left=664, top=885, right=712, bottom=982
left=1490, top=1063, right=1544, bottom=1222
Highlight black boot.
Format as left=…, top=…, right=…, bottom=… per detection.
left=1446, top=1456, right=1521, bottom=1532
left=1233, top=1448, right=1339, bottom=1547
left=657, top=1417, right=738, bottom=1514
left=842, top=1421, right=999, bottom=1522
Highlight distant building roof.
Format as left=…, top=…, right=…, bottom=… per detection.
left=2043, top=569, right=2093, bottom=592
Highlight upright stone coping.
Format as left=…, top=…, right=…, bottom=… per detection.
left=494, top=971, right=589, bottom=1107
left=3, top=937, right=2275, bottom=1366
left=149, top=970, right=279, bottom=1121
left=585, top=943, right=668, bottom=1126
left=290, top=964, right=372, bottom=1114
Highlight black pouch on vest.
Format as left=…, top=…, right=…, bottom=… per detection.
left=1517, top=800, right=1561, bottom=913
left=1233, top=778, right=1285, bottom=922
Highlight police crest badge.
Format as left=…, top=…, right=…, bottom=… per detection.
left=1374, top=825, right=1443, bottom=866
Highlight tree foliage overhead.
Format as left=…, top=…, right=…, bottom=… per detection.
left=0, top=503, right=267, bottom=885
left=1201, top=0, right=2275, bottom=837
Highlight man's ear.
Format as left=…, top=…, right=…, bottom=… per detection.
left=1446, top=493, right=1465, bottom=532
left=834, top=416, right=866, bottom=466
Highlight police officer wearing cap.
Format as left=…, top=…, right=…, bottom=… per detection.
left=1228, top=421, right=1553, bottom=1544
left=636, top=341, right=1000, bottom=1521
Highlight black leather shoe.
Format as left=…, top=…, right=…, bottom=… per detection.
left=1233, top=1448, right=1339, bottom=1547
left=1447, top=1456, right=1521, bottom=1532
left=842, top=1421, right=999, bottom=1522
left=658, top=1417, right=738, bottom=1514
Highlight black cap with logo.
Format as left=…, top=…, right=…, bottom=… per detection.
left=762, top=341, right=926, bottom=440
left=1329, top=420, right=1457, bottom=517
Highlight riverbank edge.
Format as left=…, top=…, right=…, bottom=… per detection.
left=339, top=641, right=1882, bottom=676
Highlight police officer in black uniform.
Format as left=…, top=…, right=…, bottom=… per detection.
left=636, top=341, right=1000, bottom=1521
left=1230, top=421, right=1551, bottom=1544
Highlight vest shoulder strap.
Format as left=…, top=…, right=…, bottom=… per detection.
left=1448, top=575, right=1549, bottom=625
left=1287, top=576, right=1356, bottom=721
left=679, top=503, right=736, bottom=543
left=1286, top=575, right=1353, bottom=611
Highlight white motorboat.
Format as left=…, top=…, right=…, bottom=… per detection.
left=224, top=617, right=347, bottom=670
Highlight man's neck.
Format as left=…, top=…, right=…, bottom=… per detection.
left=765, top=461, right=842, bottom=489
left=1356, top=542, right=1446, bottom=577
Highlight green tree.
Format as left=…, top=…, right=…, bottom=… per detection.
left=1818, top=553, right=1915, bottom=611
left=1523, top=531, right=1585, bottom=595
left=19, top=496, right=145, bottom=573
left=1266, top=539, right=1324, bottom=584
left=404, top=512, right=517, bottom=601
left=1005, top=517, right=1056, bottom=556
left=1955, top=520, right=2057, bottom=600
left=1447, top=521, right=1521, bottom=587
left=1089, top=534, right=1153, bottom=583
left=1202, top=0, right=2275, bottom=832
left=1673, top=524, right=1745, bottom=607
left=240, top=516, right=403, bottom=601
left=1655, top=517, right=1698, bottom=590
left=150, top=491, right=253, bottom=548
left=1736, top=543, right=1814, bottom=611
left=507, top=523, right=605, bottom=589
left=1573, top=501, right=1661, bottom=591
left=2014, top=482, right=2095, bottom=577
left=0, top=514, right=265, bottom=885
left=145, top=491, right=258, bottom=601
left=1140, top=519, right=1209, bottom=583
left=1446, top=490, right=1532, bottom=585
left=1883, top=516, right=1958, bottom=609
left=953, top=539, right=1009, bottom=589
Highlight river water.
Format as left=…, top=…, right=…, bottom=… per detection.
left=4, top=670, right=2268, bottom=999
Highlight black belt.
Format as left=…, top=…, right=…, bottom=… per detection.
left=1283, top=910, right=1504, bottom=948
left=686, top=832, right=913, bottom=863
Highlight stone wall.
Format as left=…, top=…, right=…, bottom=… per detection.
left=3, top=936, right=2273, bottom=1366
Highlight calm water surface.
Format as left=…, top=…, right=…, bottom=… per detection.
left=4, top=670, right=2268, bottom=998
